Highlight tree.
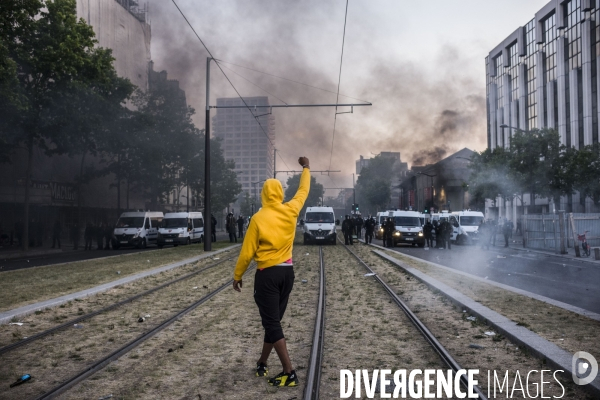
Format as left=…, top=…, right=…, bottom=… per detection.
left=468, top=147, right=515, bottom=209
left=284, top=174, right=324, bottom=215
left=509, top=128, right=573, bottom=210
left=0, top=0, right=134, bottom=250
left=571, top=144, right=600, bottom=204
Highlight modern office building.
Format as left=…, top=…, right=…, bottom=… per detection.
left=486, top=0, right=599, bottom=215
left=212, top=96, right=275, bottom=203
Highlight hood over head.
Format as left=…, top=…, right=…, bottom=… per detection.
left=261, top=179, right=284, bottom=206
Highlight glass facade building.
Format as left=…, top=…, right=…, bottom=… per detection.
left=212, top=96, right=275, bottom=200
left=486, top=0, right=600, bottom=151
left=486, top=0, right=600, bottom=214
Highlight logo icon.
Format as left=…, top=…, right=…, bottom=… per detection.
left=572, top=351, right=598, bottom=385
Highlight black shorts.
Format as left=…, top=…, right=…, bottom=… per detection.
left=254, top=265, right=295, bottom=344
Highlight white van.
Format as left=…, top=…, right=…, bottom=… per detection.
left=388, top=210, right=425, bottom=247
left=451, top=210, right=484, bottom=244
left=113, top=211, right=164, bottom=249
left=303, top=206, right=337, bottom=245
left=158, top=212, right=204, bottom=247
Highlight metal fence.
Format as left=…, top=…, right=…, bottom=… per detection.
left=522, top=212, right=600, bottom=252
left=522, top=214, right=563, bottom=251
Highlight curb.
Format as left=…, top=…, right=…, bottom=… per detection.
left=0, top=245, right=240, bottom=325
left=372, top=247, right=600, bottom=397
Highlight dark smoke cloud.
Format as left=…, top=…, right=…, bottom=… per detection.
left=147, top=0, right=487, bottom=189
left=411, top=147, right=448, bottom=166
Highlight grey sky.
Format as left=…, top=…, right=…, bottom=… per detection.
left=148, top=0, right=549, bottom=193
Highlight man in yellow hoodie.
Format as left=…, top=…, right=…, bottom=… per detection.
left=233, top=156, right=310, bottom=387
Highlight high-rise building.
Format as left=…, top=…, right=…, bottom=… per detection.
left=212, top=97, right=275, bottom=202
left=486, top=0, right=599, bottom=214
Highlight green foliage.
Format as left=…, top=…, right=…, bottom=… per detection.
left=284, top=174, right=324, bottom=215
left=468, top=128, right=578, bottom=209
left=570, top=144, right=600, bottom=204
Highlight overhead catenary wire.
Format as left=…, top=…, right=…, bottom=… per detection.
left=218, top=62, right=288, bottom=106
left=214, top=59, right=370, bottom=104
left=328, top=0, right=349, bottom=172
left=170, top=0, right=293, bottom=173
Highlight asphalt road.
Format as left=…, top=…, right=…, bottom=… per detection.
left=0, top=231, right=234, bottom=272
left=370, top=237, right=600, bottom=315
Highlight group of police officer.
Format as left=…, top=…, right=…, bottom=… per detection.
left=341, top=214, right=377, bottom=245
left=341, top=214, right=455, bottom=249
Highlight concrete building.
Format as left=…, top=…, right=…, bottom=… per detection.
left=77, top=0, right=151, bottom=91
left=400, top=148, right=475, bottom=213
left=212, top=96, right=275, bottom=204
left=486, top=0, right=599, bottom=217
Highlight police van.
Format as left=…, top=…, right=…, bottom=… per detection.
left=388, top=210, right=425, bottom=247
left=112, top=211, right=164, bottom=249
left=303, top=206, right=337, bottom=245
left=158, top=212, right=204, bottom=247
left=450, top=210, right=484, bottom=244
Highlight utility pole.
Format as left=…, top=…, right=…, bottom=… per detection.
left=204, top=57, right=212, bottom=251
left=273, top=148, right=276, bottom=179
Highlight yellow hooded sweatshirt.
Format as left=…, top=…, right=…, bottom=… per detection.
left=233, top=168, right=310, bottom=281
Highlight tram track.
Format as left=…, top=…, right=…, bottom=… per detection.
left=0, top=255, right=237, bottom=356
left=1, top=255, right=242, bottom=400
left=33, top=276, right=236, bottom=400
left=341, top=241, right=488, bottom=399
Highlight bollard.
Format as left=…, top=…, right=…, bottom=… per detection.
left=595, top=247, right=600, bottom=261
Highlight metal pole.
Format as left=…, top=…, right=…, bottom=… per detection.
left=204, top=57, right=212, bottom=251
left=273, top=148, right=276, bottom=178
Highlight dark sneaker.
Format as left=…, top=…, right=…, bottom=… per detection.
left=268, top=370, right=298, bottom=387
left=256, top=362, right=268, bottom=377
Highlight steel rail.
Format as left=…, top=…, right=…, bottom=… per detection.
left=303, top=246, right=326, bottom=400
left=0, top=255, right=237, bottom=356
left=34, top=273, right=241, bottom=400
left=342, top=242, right=488, bottom=400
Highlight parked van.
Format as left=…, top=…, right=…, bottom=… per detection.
left=388, top=210, right=425, bottom=247
left=112, top=211, right=164, bottom=249
left=303, top=206, right=337, bottom=245
left=450, top=210, right=484, bottom=244
left=158, top=212, right=204, bottom=248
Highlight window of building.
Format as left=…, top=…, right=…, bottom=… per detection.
left=525, top=19, right=538, bottom=130
left=566, top=0, right=582, bottom=70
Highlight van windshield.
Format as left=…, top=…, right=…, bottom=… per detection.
left=393, top=217, right=420, bottom=227
left=305, top=212, right=334, bottom=223
left=162, top=218, right=187, bottom=228
left=116, top=217, right=144, bottom=228
left=379, top=216, right=385, bottom=225
left=460, top=216, right=483, bottom=226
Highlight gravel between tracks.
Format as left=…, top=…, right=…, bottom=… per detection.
left=0, top=256, right=237, bottom=400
